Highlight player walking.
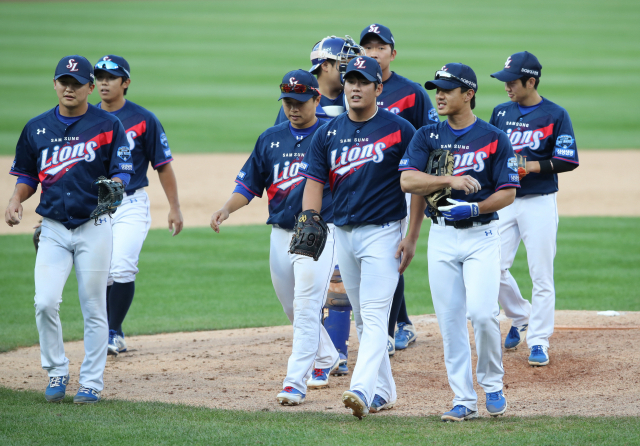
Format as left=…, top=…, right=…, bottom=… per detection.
left=5, top=55, right=132, bottom=404
left=489, top=52, right=579, bottom=366
left=93, top=55, right=183, bottom=356
left=400, top=63, right=519, bottom=421
left=210, top=70, right=340, bottom=405
left=300, top=56, right=419, bottom=418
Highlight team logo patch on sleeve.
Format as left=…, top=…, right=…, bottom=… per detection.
left=428, top=108, right=439, bottom=122
left=399, top=158, right=409, bottom=166
left=300, top=162, right=309, bottom=171
left=507, top=157, right=518, bottom=172
left=556, top=134, right=574, bottom=149
left=119, top=163, right=134, bottom=171
left=237, top=170, right=246, bottom=180
left=509, top=174, right=520, bottom=182
left=117, top=146, right=131, bottom=162
left=164, top=148, right=172, bottom=158
left=160, top=133, right=169, bottom=148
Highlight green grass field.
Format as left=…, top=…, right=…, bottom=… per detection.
left=0, top=0, right=639, bottom=155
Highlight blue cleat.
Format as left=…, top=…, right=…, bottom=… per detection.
left=331, top=353, right=349, bottom=376
left=277, top=386, right=306, bottom=405
left=307, top=359, right=340, bottom=389
left=441, top=405, right=478, bottom=422
left=107, top=329, right=119, bottom=356
left=387, top=335, right=395, bottom=357
left=369, top=394, right=396, bottom=413
left=73, top=385, right=101, bottom=404
left=45, top=374, right=69, bottom=402
left=343, top=389, right=368, bottom=419
left=486, top=390, right=507, bottom=417
left=504, top=324, right=528, bottom=350
left=529, top=345, right=549, bottom=366
left=395, top=322, right=417, bottom=350
left=115, top=331, right=127, bottom=353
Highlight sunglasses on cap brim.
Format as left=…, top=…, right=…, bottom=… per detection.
left=279, top=83, right=319, bottom=95
left=94, top=60, right=130, bottom=78
left=434, top=70, right=475, bottom=89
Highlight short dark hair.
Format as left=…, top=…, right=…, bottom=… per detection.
left=312, top=59, right=336, bottom=76
left=361, top=36, right=394, bottom=52
left=460, top=87, right=476, bottom=110
left=520, top=76, right=540, bottom=90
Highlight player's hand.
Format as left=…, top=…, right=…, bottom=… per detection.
left=210, top=209, right=230, bottom=233
left=168, top=207, right=183, bottom=237
left=5, top=199, right=23, bottom=227
left=448, top=176, right=481, bottom=195
left=395, top=236, right=418, bottom=275
left=438, top=198, right=479, bottom=221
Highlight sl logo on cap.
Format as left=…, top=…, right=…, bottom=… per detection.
left=66, top=59, right=79, bottom=72
left=289, top=77, right=298, bottom=85
left=368, top=25, right=380, bottom=33
left=504, top=56, right=512, bottom=68
left=354, top=58, right=366, bottom=69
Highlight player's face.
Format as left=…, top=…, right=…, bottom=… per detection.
left=504, top=79, right=532, bottom=103
left=435, top=87, right=472, bottom=116
left=53, top=76, right=94, bottom=109
left=344, top=74, right=382, bottom=111
left=95, top=72, right=130, bottom=102
left=361, top=37, right=396, bottom=72
left=282, top=96, right=320, bottom=129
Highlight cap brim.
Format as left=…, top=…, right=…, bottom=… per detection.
left=55, top=73, right=92, bottom=84
left=490, top=70, right=521, bottom=82
left=344, top=70, right=378, bottom=83
left=278, top=92, right=315, bottom=102
left=309, top=63, right=322, bottom=73
left=425, top=79, right=464, bottom=91
left=360, top=32, right=393, bottom=45
left=95, top=67, right=129, bottom=79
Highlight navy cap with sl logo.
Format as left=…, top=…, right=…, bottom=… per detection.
left=54, top=55, right=94, bottom=84
left=278, top=69, right=320, bottom=102
left=425, top=63, right=478, bottom=92
left=359, top=23, right=395, bottom=46
left=94, top=55, right=131, bottom=79
left=344, top=56, right=383, bottom=84
left=491, top=51, right=542, bottom=82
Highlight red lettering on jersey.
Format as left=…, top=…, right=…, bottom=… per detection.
left=125, top=120, right=147, bottom=139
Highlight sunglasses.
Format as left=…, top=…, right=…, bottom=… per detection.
left=280, top=83, right=319, bottom=95
left=94, top=60, right=130, bottom=78
left=434, top=70, right=476, bottom=89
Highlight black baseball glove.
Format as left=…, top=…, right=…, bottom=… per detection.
left=90, top=176, right=124, bottom=224
left=424, top=149, right=455, bottom=217
left=33, top=225, right=41, bottom=253
left=289, top=210, right=329, bottom=261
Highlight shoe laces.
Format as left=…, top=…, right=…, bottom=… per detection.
left=78, top=385, right=97, bottom=395
left=108, top=329, right=117, bottom=340
left=486, top=391, right=503, bottom=401
left=531, top=345, right=547, bottom=355
left=508, top=326, right=519, bottom=337
left=452, top=404, right=470, bottom=413
left=312, top=368, right=325, bottom=378
left=49, top=376, right=65, bottom=387
left=283, top=386, right=294, bottom=393
left=372, top=395, right=387, bottom=407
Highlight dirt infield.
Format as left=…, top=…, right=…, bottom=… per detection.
left=1, top=310, right=639, bottom=417
left=1, top=150, right=639, bottom=235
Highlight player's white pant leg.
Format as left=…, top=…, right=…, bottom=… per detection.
left=270, top=225, right=339, bottom=392
left=108, top=189, right=151, bottom=285
left=518, top=193, right=559, bottom=348
left=497, top=199, right=532, bottom=326
left=335, top=222, right=401, bottom=405
left=400, top=193, right=411, bottom=237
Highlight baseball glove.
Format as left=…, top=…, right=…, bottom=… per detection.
left=516, top=152, right=528, bottom=180
left=33, top=225, right=41, bottom=253
left=89, top=176, right=124, bottom=224
left=289, top=210, right=329, bottom=261
left=424, top=149, right=455, bottom=217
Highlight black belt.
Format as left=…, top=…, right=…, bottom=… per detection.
left=431, top=217, right=491, bottom=229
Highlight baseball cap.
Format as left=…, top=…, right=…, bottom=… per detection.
left=491, top=51, right=542, bottom=82
left=344, top=56, right=383, bottom=83
left=425, top=63, right=478, bottom=92
left=94, top=55, right=131, bottom=79
left=359, top=23, right=395, bottom=46
left=278, top=69, right=320, bottom=102
left=54, top=55, right=94, bottom=84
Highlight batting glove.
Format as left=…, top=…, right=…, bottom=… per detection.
left=438, top=198, right=479, bottom=221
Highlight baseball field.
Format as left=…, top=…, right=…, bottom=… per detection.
left=1, top=0, right=640, bottom=445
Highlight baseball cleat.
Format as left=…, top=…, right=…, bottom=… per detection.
left=528, top=345, right=549, bottom=366
left=504, top=324, right=528, bottom=350
left=369, top=394, right=396, bottom=413
left=395, top=322, right=417, bottom=350
left=342, top=389, right=368, bottom=419
left=107, top=329, right=119, bottom=356
left=387, top=335, right=395, bottom=357
left=45, top=374, right=69, bottom=402
left=73, top=385, right=101, bottom=404
left=115, top=332, right=127, bottom=353
left=277, top=386, right=305, bottom=405
left=441, top=405, right=479, bottom=422
left=307, top=359, right=340, bottom=389
left=485, top=390, right=507, bottom=417
left=331, top=354, right=349, bottom=376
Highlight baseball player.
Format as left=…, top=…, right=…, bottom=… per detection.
left=400, top=63, right=519, bottom=421
left=93, top=55, right=183, bottom=356
left=489, top=52, right=579, bottom=366
left=5, top=55, right=132, bottom=404
left=210, top=70, right=340, bottom=406
left=300, top=56, right=419, bottom=418
left=359, top=23, right=440, bottom=355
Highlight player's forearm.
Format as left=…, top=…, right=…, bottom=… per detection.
left=302, top=180, right=324, bottom=212
left=406, top=194, right=426, bottom=241
left=478, top=188, right=516, bottom=214
left=222, top=193, right=249, bottom=214
left=400, top=171, right=449, bottom=196
left=9, top=183, right=36, bottom=204
left=157, top=163, right=181, bottom=210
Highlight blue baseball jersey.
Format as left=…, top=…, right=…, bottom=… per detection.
left=489, top=97, right=578, bottom=197
left=235, top=120, right=334, bottom=229
left=275, top=93, right=346, bottom=125
left=9, top=104, right=132, bottom=229
left=400, top=119, right=520, bottom=223
left=377, top=72, right=439, bottom=129
left=300, top=109, right=416, bottom=226
left=98, top=100, right=174, bottom=193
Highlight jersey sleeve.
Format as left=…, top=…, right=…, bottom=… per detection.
left=551, top=109, right=579, bottom=165
left=274, top=106, right=288, bottom=126
left=108, top=119, right=135, bottom=177
left=493, top=131, right=521, bottom=191
left=488, top=107, right=498, bottom=127
left=415, top=87, right=439, bottom=127
left=9, top=125, right=40, bottom=184
left=399, top=127, right=429, bottom=172
left=298, top=126, right=329, bottom=184
left=145, top=113, right=174, bottom=169
left=234, top=137, right=268, bottom=198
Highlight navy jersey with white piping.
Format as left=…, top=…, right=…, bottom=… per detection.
left=98, top=100, right=174, bottom=193
left=300, top=108, right=415, bottom=226
left=275, top=93, right=346, bottom=125
left=235, top=120, right=333, bottom=229
left=377, top=72, right=438, bottom=129
left=400, top=118, right=520, bottom=223
left=9, top=104, right=131, bottom=229
left=489, top=98, right=578, bottom=197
